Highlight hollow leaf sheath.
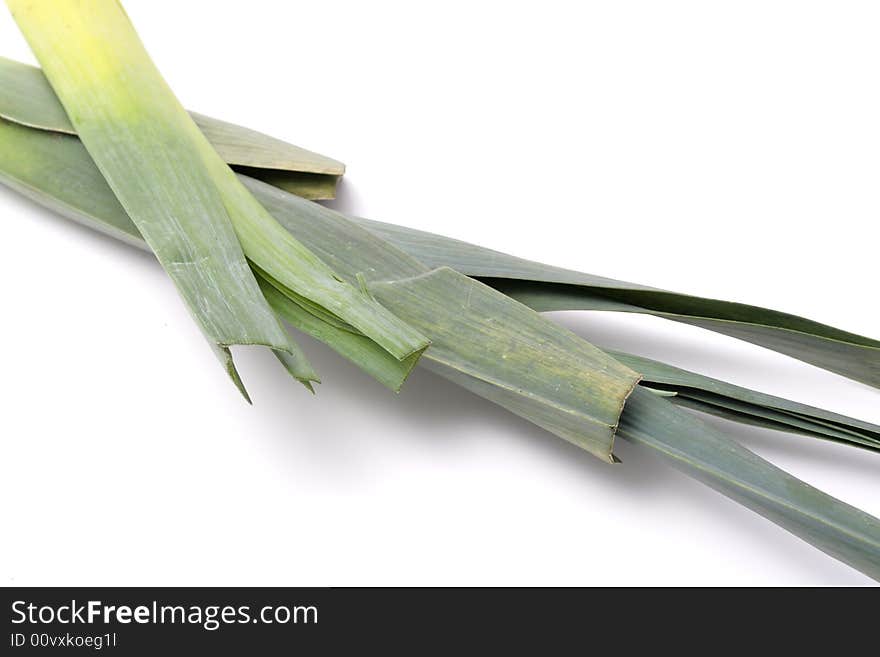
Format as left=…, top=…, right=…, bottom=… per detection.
left=6, top=1, right=428, bottom=373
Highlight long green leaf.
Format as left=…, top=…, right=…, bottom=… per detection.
left=619, top=387, right=880, bottom=579
left=0, top=56, right=343, bottom=200
left=5, top=1, right=318, bottom=396
left=354, top=217, right=880, bottom=389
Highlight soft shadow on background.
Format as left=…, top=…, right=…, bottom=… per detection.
left=232, top=307, right=875, bottom=585
left=321, top=178, right=361, bottom=217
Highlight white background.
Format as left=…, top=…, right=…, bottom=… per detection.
left=1, top=1, right=878, bottom=585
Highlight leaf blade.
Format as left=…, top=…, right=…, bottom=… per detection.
left=620, top=387, right=880, bottom=580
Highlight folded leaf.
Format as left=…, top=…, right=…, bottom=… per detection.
left=0, top=56, right=343, bottom=200
left=259, top=279, right=419, bottom=393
